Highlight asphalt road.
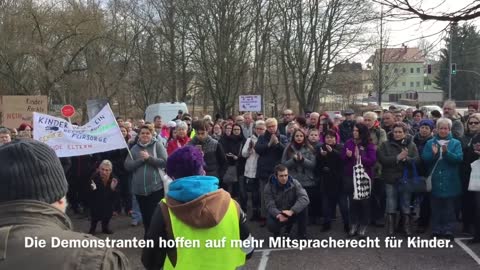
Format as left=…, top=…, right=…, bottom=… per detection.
left=69, top=211, right=480, bottom=270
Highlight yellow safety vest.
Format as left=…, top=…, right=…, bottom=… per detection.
left=162, top=198, right=246, bottom=270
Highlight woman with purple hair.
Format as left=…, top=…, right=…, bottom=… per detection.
left=142, top=146, right=253, bottom=269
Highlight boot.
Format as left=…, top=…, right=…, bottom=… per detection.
left=102, top=221, right=113, bottom=234
left=88, top=221, right=98, bottom=235
left=386, top=214, right=395, bottom=236
left=358, top=225, right=368, bottom=239
left=348, top=224, right=358, bottom=237
left=403, top=214, right=412, bottom=237
left=321, top=223, right=332, bottom=232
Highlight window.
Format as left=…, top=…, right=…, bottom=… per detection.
left=402, top=82, right=406, bottom=87
left=416, top=81, right=420, bottom=87
left=410, top=82, right=414, bottom=87
left=416, top=67, right=421, bottom=73
left=394, top=68, right=398, bottom=73
left=410, top=68, right=414, bottom=73
left=385, top=64, right=389, bottom=70
left=402, top=68, right=406, bottom=73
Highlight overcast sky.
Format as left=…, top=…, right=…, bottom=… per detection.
left=354, top=0, right=480, bottom=63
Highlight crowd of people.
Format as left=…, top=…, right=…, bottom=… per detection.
left=0, top=100, right=480, bottom=269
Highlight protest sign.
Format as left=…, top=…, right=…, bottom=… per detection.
left=1, top=96, right=48, bottom=129
left=33, top=104, right=127, bottom=157
left=239, top=95, right=261, bottom=112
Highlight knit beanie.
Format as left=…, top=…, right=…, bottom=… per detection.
left=0, top=140, right=68, bottom=204
left=419, top=119, right=435, bottom=131
left=166, top=145, right=205, bottom=180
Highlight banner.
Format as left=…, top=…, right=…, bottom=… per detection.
left=239, top=95, right=261, bottom=112
left=86, top=99, right=109, bottom=120
left=33, top=104, right=128, bottom=157
left=1, top=96, right=48, bottom=129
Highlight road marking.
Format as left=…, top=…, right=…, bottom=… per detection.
left=257, top=250, right=271, bottom=270
left=454, top=238, right=480, bottom=265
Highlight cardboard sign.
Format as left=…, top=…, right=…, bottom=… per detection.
left=239, top=95, right=262, bottom=112
left=0, top=96, right=48, bottom=129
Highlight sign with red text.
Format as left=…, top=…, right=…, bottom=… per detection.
left=33, top=104, right=127, bottom=157
left=0, top=96, right=48, bottom=129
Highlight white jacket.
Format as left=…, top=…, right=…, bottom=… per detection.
left=242, top=135, right=259, bottom=178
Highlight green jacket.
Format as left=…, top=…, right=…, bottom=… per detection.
left=377, top=136, right=419, bottom=185
left=0, top=200, right=129, bottom=270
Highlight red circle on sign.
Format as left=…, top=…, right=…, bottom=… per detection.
left=61, top=104, right=75, bottom=118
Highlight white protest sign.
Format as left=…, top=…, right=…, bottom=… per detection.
left=33, top=104, right=128, bottom=157
left=239, top=95, right=261, bottom=112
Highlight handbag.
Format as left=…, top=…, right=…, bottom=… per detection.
left=398, top=161, right=426, bottom=193
left=223, top=165, right=238, bottom=184
left=353, top=155, right=371, bottom=200
left=468, top=159, right=480, bottom=191
left=153, top=142, right=173, bottom=194
left=425, top=157, right=441, bottom=192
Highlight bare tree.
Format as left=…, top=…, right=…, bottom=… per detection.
left=376, top=0, right=480, bottom=22
left=183, top=0, right=255, bottom=117
left=275, top=0, right=373, bottom=113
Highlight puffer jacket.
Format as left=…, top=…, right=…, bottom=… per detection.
left=377, top=135, right=419, bottom=184
left=0, top=200, right=129, bottom=270
left=264, top=175, right=310, bottom=217
left=124, top=139, right=167, bottom=196
left=281, top=144, right=316, bottom=187
left=422, top=133, right=463, bottom=198
left=188, top=136, right=227, bottom=178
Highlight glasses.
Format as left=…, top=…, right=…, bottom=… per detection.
left=233, top=129, right=241, bottom=131
left=469, top=121, right=479, bottom=125
left=267, top=125, right=276, bottom=128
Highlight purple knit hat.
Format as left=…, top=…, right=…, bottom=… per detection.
left=166, top=145, right=205, bottom=179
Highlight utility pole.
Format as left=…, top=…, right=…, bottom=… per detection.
left=378, top=5, right=383, bottom=106
left=448, top=23, right=454, bottom=100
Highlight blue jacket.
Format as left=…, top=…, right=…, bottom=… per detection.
left=422, top=133, right=463, bottom=198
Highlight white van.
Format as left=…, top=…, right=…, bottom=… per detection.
left=145, top=102, right=188, bottom=123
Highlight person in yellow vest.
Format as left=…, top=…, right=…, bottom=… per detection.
left=142, top=145, right=253, bottom=270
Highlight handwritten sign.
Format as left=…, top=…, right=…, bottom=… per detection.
left=33, top=104, right=127, bottom=157
left=239, top=95, right=261, bottom=112
left=0, top=96, right=48, bottom=129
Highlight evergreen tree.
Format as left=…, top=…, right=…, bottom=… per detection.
left=435, top=23, right=480, bottom=100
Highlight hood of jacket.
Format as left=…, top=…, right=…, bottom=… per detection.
left=0, top=200, right=72, bottom=229
left=137, top=138, right=158, bottom=148
left=190, top=135, right=212, bottom=145
left=387, top=132, right=413, bottom=146
left=269, top=174, right=294, bottom=189
left=165, top=176, right=232, bottom=228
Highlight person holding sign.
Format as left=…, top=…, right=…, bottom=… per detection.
left=125, top=124, right=167, bottom=234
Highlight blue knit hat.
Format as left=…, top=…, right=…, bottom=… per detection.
left=419, top=119, right=435, bottom=130
left=166, top=145, right=205, bottom=180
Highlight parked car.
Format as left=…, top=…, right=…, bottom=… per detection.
left=420, top=105, right=443, bottom=117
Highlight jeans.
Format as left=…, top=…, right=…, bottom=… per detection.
left=322, top=190, right=349, bottom=225
left=131, top=194, right=143, bottom=223
left=267, top=209, right=307, bottom=237
left=431, top=196, right=456, bottom=234
left=474, top=193, right=480, bottom=238
left=239, top=177, right=261, bottom=212
left=349, top=195, right=370, bottom=226
left=385, top=183, right=412, bottom=214
left=136, top=189, right=164, bottom=234
left=371, top=179, right=386, bottom=221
